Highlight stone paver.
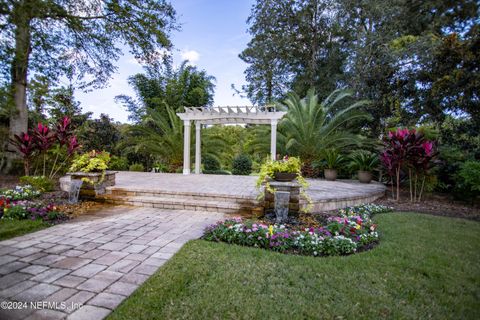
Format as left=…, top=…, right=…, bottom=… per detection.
left=0, top=207, right=224, bottom=319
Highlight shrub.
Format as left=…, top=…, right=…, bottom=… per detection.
left=349, top=151, right=379, bottom=172
left=19, top=176, right=54, bottom=192
left=319, top=148, right=345, bottom=170
left=109, top=156, right=129, bottom=171
left=455, top=161, right=480, bottom=201
left=232, top=154, right=252, bottom=175
left=129, top=163, right=145, bottom=172
left=70, top=150, right=110, bottom=173
left=203, top=155, right=220, bottom=171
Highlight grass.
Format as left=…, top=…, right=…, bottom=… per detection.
left=0, top=219, right=49, bottom=241
left=109, top=213, right=480, bottom=320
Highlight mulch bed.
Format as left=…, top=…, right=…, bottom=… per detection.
left=375, top=191, right=479, bottom=221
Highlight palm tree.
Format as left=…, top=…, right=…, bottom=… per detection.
left=274, top=88, right=372, bottom=176
left=122, top=104, right=227, bottom=172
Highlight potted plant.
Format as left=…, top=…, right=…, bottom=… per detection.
left=256, top=156, right=312, bottom=213
left=259, top=156, right=301, bottom=182
left=349, top=151, right=379, bottom=183
left=319, top=148, right=345, bottom=181
left=68, top=150, right=116, bottom=197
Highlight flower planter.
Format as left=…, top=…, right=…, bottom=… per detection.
left=358, top=170, right=373, bottom=183
left=324, top=169, right=337, bottom=181
left=273, top=172, right=297, bottom=182
left=68, top=171, right=117, bottom=198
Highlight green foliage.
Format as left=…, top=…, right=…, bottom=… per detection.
left=69, top=151, right=110, bottom=173
left=109, top=156, right=129, bottom=171
left=256, top=157, right=309, bottom=201
left=129, top=163, right=145, bottom=172
left=241, top=0, right=480, bottom=134
left=77, top=114, right=120, bottom=154
left=3, top=205, right=29, bottom=220
left=318, top=148, right=345, bottom=170
left=348, top=151, right=379, bottom=172
left=19, top=176, right=54, bottom=192
left=274, top=89, right=371, bottom=165
left=231, top=155, right=252, bottom=176
left=116, top=61, right=215, bottom=123
left=121, top=107, right=226, bottom=173
left=202, top=155, right=220, bottom=171
left=456, top=161, right=480, bottom=201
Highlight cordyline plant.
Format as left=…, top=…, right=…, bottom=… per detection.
left=10, top=132, right=36, bottom=176
left=380, top=128, right=436, bottom=202
left=10, top=117, right=80, bottom=178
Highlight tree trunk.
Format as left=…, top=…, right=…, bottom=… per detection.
left=9, top=6, right=31, bottom=151
left=5, top=4, right=31, bottom=172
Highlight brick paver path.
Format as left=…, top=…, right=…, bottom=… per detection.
left=0, top=207, right=224, bottom=320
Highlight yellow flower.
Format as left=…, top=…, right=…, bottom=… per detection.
left=355, top=224, right=361, bottom=230
left=268, top=225, right=274, bottom=236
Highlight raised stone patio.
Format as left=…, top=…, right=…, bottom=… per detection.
left=99, top=172, right=386, bottom=213
left=0, top=206, right=224, bottom=320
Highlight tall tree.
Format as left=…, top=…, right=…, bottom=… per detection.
left=0, top=0, right=177, bottom=162
left=116, top=60, right=216, bottom=122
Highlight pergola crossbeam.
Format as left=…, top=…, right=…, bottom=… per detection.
left=177, top=106, right=286, bottom=175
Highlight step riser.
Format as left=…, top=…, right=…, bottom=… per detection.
left=107, top=189, right=256, bottom=203
left=102, top=198, right=252, bottom=215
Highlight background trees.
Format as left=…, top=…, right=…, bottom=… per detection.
left=240, top=0, right=479, bottom=133
left=0, top=0, right=177, bottom=171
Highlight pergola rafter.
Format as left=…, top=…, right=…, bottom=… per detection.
left=176, top=106, right=286, bottom=175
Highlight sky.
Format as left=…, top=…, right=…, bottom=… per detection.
left=75, top=0, right=255, bottom=123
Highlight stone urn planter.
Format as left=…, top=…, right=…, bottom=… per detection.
left=68, top=171, right=117, bottom=198
left=324, top=169, right=337, bottom=181
left=273, top=172, right=297, bottom=182
left=358, top=170, right=373, bottom=183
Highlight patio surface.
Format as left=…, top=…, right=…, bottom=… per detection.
left=107, top=172, right=386, bottom=212
left=0, top=206, right=224, bottom=320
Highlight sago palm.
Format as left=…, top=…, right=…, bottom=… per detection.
left=272, top=88, right=371, bottom=175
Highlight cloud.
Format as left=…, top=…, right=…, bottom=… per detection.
left=180, top=49, right=200, bottom=65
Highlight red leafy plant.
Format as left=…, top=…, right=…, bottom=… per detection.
left=380, top=128, right=436, bottom=202
left=10, top=117, right=80, bottom=177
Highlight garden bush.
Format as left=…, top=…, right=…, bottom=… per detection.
left=109, top=155, right=129, bottom=171
left=232, top=154, right=252, bottom=175
left=456, top=161, right=480, bottom=202
left=129, top=163, right=145, bottom=172
left=203, top=155, right=220, bottom=171
left=19, top=176, right=54, bottom=192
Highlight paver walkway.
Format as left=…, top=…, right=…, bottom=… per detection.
left=0, top=206, right=224, bottom=320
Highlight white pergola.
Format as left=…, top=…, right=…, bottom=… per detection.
left=176, top=106, right=287, bottom=175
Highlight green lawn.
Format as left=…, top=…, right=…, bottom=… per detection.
left=109, top=213, right=480, bottom=320
left=0, top=219, right=49, bottom=241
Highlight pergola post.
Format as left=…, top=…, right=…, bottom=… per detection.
left=183, top=120, right=191, bottom=175
left=195, top=121, right=201, bottom=174
left=270, top=119, right=277, bottom=160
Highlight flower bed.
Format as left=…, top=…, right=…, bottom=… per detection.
left=1, top=185, right=69, bottom=224
left=0, top=185, right=40, bottom=200
left=203, top=204, right=393, bottom=257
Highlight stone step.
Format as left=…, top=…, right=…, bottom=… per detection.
left=106, top=187, right=258, bottom=203
left=99, top=195, right=261, bottom=215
